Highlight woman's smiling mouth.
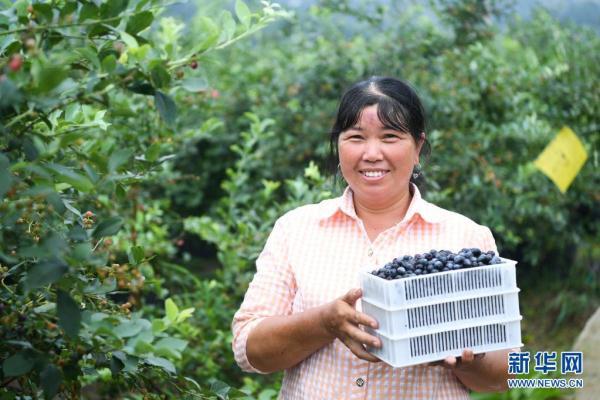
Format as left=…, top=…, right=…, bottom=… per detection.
left=359, top=169, right=390, bottom=180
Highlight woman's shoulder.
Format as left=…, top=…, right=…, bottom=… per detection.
left=420, top=198, right=489, bottom=231
left=276, top=196, right=341, bottom=227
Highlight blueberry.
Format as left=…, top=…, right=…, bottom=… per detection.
left=434, top=260, right=443, bottom=269
left=397, top=266, right=406, bottom=273
left=415, top=268, right=423, bottom=275
left=463, top=259, right=472, bottom=267
left=442, top=267, right=450, bottom=271
left=471, top=248, right=482, bottom=257
left=454, top=255, right=464, bottom=263
left=491, top=256, right=502, bottom=264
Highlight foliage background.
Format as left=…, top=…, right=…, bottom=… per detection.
left=1, top=0, right=598, bottom=398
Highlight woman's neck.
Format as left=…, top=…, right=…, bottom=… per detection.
left=353, top=187, right=413, bottom=231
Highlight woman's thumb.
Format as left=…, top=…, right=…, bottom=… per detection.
left=342, top=288, right=362, bottom=304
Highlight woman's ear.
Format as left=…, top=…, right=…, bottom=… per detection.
left=416, top=131, right=426, bottom=162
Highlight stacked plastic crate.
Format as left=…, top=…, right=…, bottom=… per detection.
left=359, top=259, right=523, bottom=367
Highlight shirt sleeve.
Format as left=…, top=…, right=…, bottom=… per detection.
left=469, top=224, right=499, bottom=254
left=231, top=216, right=297, bottom=374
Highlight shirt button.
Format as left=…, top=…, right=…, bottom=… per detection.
left=356, top=377, right=365, bottom=387
left=367, top=248, right=374, bottom=257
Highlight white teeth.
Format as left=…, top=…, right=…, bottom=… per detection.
left=362, top=171, right=386, bottom=178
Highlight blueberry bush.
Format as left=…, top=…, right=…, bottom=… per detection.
left=0, top=0, right=289, bottom=398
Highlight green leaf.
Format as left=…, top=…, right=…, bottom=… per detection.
left=92, top=216, right=124, bottom=238
left=220, top=11, right=237, bottom=43
left=154, top=337, right=188, bottom=353
left=113, top=351, right=139, bottom=373
left=71, top=242, right=92, bottom=261
left=154, top=91, right=177, bottom=126
left=46, top=163, right=94, bottom=193
left=145, top=143, right=161, bottom=162
left=129, top=245, right=145, bottom=265
left=0, top=152, right=13, bottom=200
left=151, top=318, right=166, bottom=334
left=75, top=46, right=101, bottom=70
left=2, top=352, right=35, bottom=377
left=114, top=319, right=146, bottom=338
left=193, top=16, right=220, bottom=53
left=144, top=356, right=175, bottom=374
left=181, top=77, right=208, bottom=92
left=84, top=277, right=117, bottom=295
left=79, top=3, right=99, bottom=21
left=25, top=259, right=68, bottom=290
left=120, top=30, right=138, bottom=49
left=175, top=307, right=195, bottom=323
left=108, top=148, right=133, bottom=172
left=126, top=11, right=154, bottom=35
left=235, top=0, right=252, bottom=28
left=133, top=340, right=154, bottom=354
left=102, top=54, right=117, bottom=73
left=150, top=65, right=171, bottom=89
left=57, top=290, right=81, bottom=338
left=165, top=298, right=178, bottom=322
left=62, top=199, right=82, bottom=218
left=40, top=364, right=62, bottom=399
left=210, top=380, right=232, bottom=399
left=34, top=66, right=67, bottom=94
left=100, top=0, right=128, bottom=18
left=68, top=225, right=87, bottom=242
left=128, top=81, right=155, bottom=95
left=33, top=3, right=53, bottom=22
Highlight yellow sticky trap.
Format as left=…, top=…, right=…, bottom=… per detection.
left=534, top=126, right=588, bottom=193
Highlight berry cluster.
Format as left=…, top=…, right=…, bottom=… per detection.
left=371, top=248, right=503, bottom=280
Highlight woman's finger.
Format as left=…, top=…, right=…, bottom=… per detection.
left=343, top=336, right=382, bottom=362
left=443, top=355, right=458, bottom=368
left=461, top=349, right=475, bottom=363
left=351, top=309, right=379, bottom=330
left=343, top=323, right=381, bottom=348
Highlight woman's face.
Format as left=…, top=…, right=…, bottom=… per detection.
left=338, top=104, right=423, bottom=206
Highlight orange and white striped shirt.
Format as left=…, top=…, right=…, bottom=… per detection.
left=232, top=184, right=498, bottom=399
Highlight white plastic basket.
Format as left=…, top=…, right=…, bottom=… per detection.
left=359, top=258, right=523, bottom=368
left=361, top=261, right=518, bottom=308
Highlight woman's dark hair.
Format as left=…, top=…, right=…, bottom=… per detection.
left=327, top=76, right=431, bottom=188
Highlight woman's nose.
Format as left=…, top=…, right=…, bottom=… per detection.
left=362, top=140, right=383, bottom=162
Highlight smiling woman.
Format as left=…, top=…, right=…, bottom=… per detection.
left=232, top=77, right=514, bottom=399
left=333, top=78, right=429, bottom=241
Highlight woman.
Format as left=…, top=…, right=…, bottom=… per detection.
left=232, top=77, right=515, bottom=399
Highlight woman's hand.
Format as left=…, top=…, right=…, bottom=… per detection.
left=429, top=349, right=485, bottom=370
left=319, top=288, right=382, bottom=363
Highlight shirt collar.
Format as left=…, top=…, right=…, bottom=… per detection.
left=318, top=183, right=445, bottom=224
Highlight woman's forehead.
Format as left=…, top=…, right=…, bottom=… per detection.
left=354, top=105, right=384, bottom=128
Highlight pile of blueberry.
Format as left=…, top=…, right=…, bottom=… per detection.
left=371, top=248, right=503, bottom=280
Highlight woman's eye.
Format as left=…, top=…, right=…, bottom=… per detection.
left=348, top=135, right=363, bottom=140
left=383, top=134, right=399, bottom=140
